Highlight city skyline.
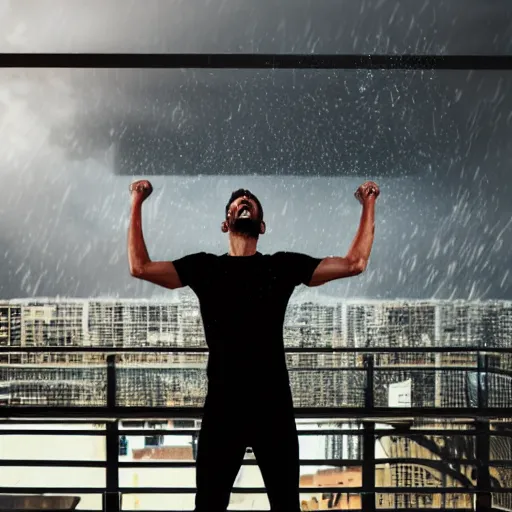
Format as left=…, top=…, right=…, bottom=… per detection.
left=1, top=298, right=510, bottom=410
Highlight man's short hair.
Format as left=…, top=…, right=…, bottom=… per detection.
left=225, top=189, right=264, bottom=220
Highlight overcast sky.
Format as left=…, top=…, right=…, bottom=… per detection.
left=1, top=0, right=511, bottom=301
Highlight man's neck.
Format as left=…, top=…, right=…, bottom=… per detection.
left=228, top=234, right=258, bottom=256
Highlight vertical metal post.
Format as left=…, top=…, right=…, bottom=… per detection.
left=362, top=354, right=376, bottom=512
left=476, top=353, right=491, bottom=512
left=477, top=353, right=488, bottom=411
left=104, top=354, right=120, bottom=512
left=475, top=420, right=491, bottom=512
left=192, top=431, right=198, bottom=460
left=364, top=354, right=375, bottom=411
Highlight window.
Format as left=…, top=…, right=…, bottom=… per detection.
left=119, top=435, right=128, bottom=456
left=174, top=420, right=195, bottom=429
left=145, top=435, right=164, bottom=447
left=122, top=421, right=145, bottom=429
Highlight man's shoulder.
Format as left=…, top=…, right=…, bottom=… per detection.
left=268, top=251, right=322, bottom=267
left=266, top=251, right=297, bottom=267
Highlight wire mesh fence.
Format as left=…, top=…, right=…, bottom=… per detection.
left=1, top=299, right=511, bottom=409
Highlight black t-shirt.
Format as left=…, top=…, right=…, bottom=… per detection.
left=173, top=251, right=322, bottom=395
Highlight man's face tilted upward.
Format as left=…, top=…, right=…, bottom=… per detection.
left=222, top=189, right=265, bottom=239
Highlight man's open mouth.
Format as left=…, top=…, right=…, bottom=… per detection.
left=237, top=206, right=252, bottom=219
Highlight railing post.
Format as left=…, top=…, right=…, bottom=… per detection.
left=362, top=354, right=376, bottom=512
left=475, top=419, right=491, bottom=512
left=192, top=431, right=198, bottom=460
left=476, top=353, right=491, bottom=512
left=477, top=353, right=489, bottom=411
left=104, top=354, right=120, bottom=512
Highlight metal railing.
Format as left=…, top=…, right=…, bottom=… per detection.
left=0, top=347, right=511, bottom=512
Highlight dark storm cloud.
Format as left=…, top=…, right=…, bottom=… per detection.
left=0, top=0, right=511, bottom=301
left=3, top=0, right=512, bottom=178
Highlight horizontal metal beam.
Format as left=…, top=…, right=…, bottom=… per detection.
left=0, top=486, right=103, bottom=494
left=119, top=510, right=472, bottom=512
left=2, top=427, right=510, bottom=436
left=118, top=459, right=325, bottom=469
left=118, top=459, right=361, bottom=468
left=0, top=459, right=105, bottom=468
left=0, top=418, right=105, bottom=425
left=0, top=458, right=360, bottom=469
left=0, top=53, right=512, bottom=70
left=4, top=416, right=503, bottom=426
left=0, top=485, right=509, bottom=494
left=5, top=457, right=512, bottom=472
left=115, top=508, right=480, bottom=512
left=16, top=507, right=446, bottom=512
left=113, top=457, right=511, bottom=469
left=120, top=427, right=512, bottom=437
left=0, top=428, right=109, bottom=435
left=1, top=345, right=510, bottom=353
left=1, top=406, right=511, bottom=419
left=121, top=485, right=512, bottom=494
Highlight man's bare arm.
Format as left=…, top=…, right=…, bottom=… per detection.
left=308, top=181, right=379, bottom=287
left=128, top=180, right=183, bottom=290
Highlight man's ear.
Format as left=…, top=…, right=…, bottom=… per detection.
left=221, top=221, right=229, bottom=233
left=260, top=221, right=266, bottom=235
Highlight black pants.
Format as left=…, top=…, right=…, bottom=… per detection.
left=194, top=390, right=300, bottom=512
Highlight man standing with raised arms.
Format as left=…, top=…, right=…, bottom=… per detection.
left=128, top=180, right=379, bottom=512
